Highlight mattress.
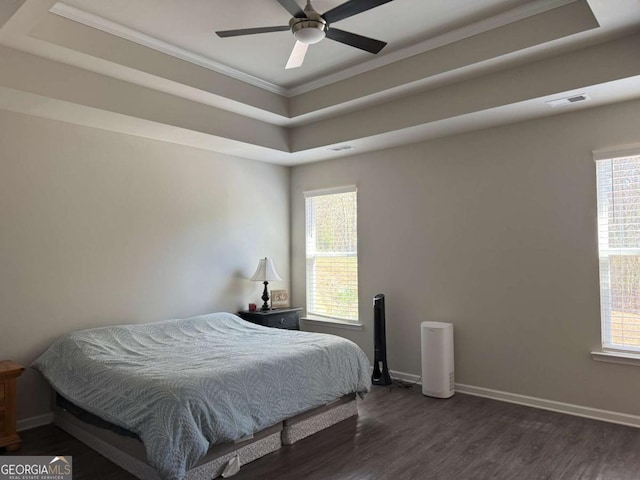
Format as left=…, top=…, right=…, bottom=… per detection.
left=33, top=312, right=371, bottom=480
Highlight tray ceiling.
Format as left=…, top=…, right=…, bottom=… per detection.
left=0, top=0, right=639, bottom=165
left=58, top=0, right=533, bottom=89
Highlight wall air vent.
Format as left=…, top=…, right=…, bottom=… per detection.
left=546, top=94, right=591, bottom=108
left=328, top=145, right=355, bottom=152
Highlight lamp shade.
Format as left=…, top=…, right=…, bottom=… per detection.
left=250, top=257, right=282, bottom=282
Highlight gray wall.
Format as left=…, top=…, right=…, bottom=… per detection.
left=5, top=97, right=640, bottom=423
left=291, top=99, right=640, bottom=416
left=0, top=110, right=290, bottom=422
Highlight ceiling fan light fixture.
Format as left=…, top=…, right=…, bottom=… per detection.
left=216, top=0, right=393, bottom=69
left=291, top=20, right=326, bottom=44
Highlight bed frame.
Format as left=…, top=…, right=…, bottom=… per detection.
left=281, top=394, right=357, bottom=445
left=53, top=393, right=358, bottom=479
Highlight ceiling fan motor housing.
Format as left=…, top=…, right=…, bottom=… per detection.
left=290, top=10, right=327, bottom=44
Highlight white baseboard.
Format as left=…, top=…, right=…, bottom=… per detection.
left=388, top=369, right=640, bottom=429
left=17, top=413, right=54, bottom=432
left=389, top=369, right=421, bottom=384
left=456, top=383, right=640, bottom=428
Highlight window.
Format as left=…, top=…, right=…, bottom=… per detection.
left=596, top=150, right=640, bottom=352
left=305, top=186, right=358, bottom=322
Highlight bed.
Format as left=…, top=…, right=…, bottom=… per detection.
left=33, top=312, right=371, bottom=480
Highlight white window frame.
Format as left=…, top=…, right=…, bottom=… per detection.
left=594, top=146, right=640, bottom=359
left=303, top=185, right=360, bottom=326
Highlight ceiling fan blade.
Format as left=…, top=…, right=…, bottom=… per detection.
left=216, top=26, right=290, bottom=38
left=322, top=0, right=393, bottom=24
left=285, top=41, right=309, bottom=69
left=326, top=28, right=387, bottom=54
left=277, top=0, right=306, bottom=18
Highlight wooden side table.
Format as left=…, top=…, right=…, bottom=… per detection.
left=237, top=307, right=302, bottom=330
left=0, top=360, right=25, bottom=452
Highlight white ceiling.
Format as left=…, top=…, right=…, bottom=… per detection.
left=60, top=0, right=532, bottom=89
left=0, top=0, right=639, bottom=166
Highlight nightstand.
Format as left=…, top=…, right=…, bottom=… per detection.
left=237, top=308, right=302, bottom=330
left=0, top=360, right=25, bottom=452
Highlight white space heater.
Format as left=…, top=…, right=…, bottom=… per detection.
left=420, top=321, right=455, bottom=398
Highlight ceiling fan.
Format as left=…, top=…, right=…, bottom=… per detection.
left=215, top=0, right=393, bottom=69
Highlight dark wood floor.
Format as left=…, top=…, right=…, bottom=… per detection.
left=5, top=385, right=640, bottom=479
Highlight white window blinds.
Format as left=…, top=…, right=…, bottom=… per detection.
left=596, top=150, right=640, bottom=352
left=305, top=186, right=359, bottom=322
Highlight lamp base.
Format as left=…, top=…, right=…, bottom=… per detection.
left=261, top=281, right=270, bottom=310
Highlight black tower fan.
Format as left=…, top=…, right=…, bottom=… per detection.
left=372, top=294, right=392, bottom=385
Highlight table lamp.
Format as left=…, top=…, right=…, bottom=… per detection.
left=250, top=257, right=282, bottom=310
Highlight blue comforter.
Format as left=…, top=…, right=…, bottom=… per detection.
left=33, top=312, right=371, bottom=480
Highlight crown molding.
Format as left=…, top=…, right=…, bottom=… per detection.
left=49, top=2, right=288, bottom=96
left=50, top=0, right=578, bottom=99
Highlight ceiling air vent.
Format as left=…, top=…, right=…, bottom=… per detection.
left=546, top=94, right=591, bottom=108
left=328, top=145, right=354, bottom=152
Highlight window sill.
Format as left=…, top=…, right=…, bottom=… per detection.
left=301, top=317, right=364, bottom=331
left=591, top=350, right=640, bottom=367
